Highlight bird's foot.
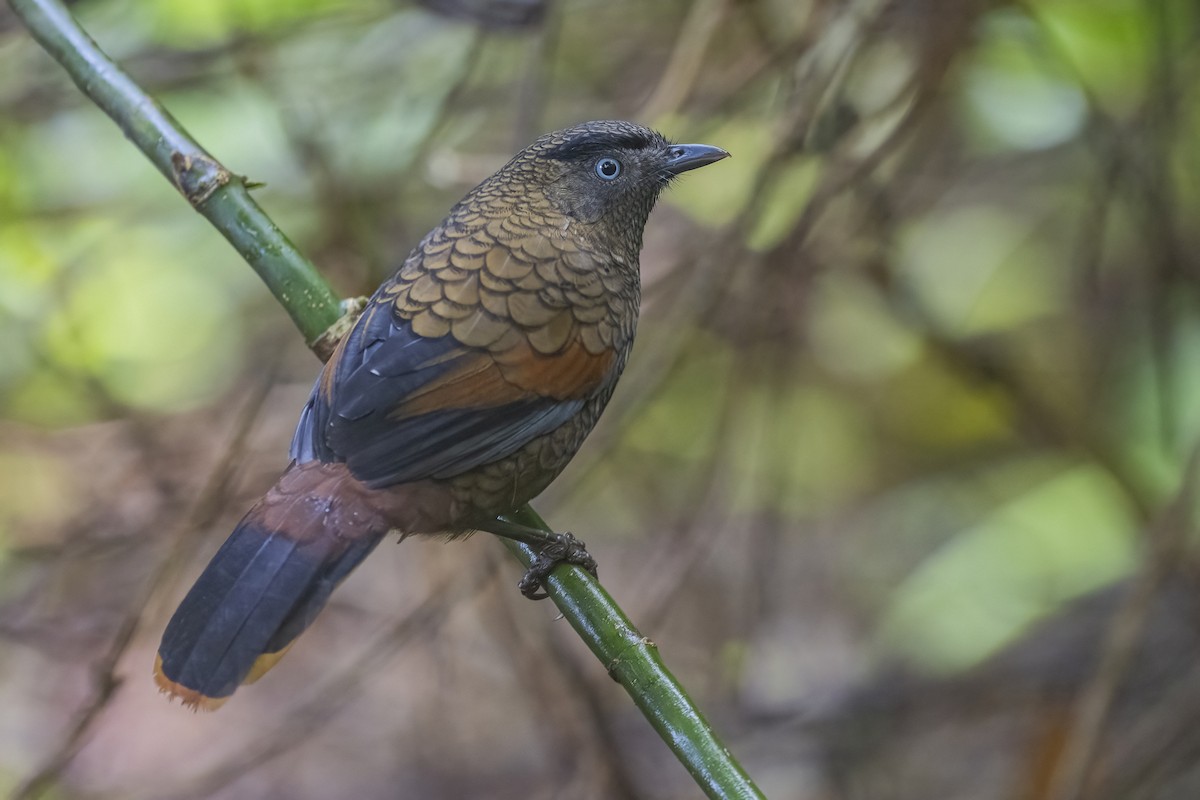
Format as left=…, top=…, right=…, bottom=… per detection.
left=473, top=517, right=600, bottom=599
left=518, top=532, right=597, bottom=600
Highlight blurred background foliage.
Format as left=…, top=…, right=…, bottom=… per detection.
left=1, top=0, right=1199, bottom=797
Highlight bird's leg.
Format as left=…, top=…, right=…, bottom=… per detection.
left=474, top=518, right=598, bottom=600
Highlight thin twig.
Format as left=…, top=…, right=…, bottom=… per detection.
left=637, top=0, right=730, bottom=121
left=632, top=359, right=749, bottom=629
left=479, top=576, right=647, bottom=799
left=13, top=378, right=275, bottom=800
left=511, top=0, right=560, bottom=150
left=148, top=555, right=498, bottom=800
left=1045, top=446, right=1200, bottom=800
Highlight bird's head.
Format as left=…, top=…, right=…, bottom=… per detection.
left=492, top=120, right=729, bottom=254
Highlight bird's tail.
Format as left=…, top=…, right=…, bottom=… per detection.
left=154, top=462, right=390, bottom=711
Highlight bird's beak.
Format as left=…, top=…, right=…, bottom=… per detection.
left=663, top=143, right=730, bottom=175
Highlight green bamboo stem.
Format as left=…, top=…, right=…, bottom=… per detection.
left=8, top=1, right=765, bottom=797
left=501, top=508, right=763, bottom=799
left=10, top=0, right=343, bottom=348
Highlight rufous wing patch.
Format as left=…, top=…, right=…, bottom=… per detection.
left=393, top=336, right=615, bottom=417
left=391, top=353, right=531, bottom=416
left=496, top=338, right=615, bottom=400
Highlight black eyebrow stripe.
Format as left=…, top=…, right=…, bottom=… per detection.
left=544, top=130, right=660, bottom=160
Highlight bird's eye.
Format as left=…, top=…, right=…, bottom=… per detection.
left=594, top=157, right=622, bottom=180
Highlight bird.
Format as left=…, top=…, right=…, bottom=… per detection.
left=153, top=120, right=729, bottom=710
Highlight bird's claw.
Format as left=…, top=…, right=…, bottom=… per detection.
left=518, top=532, right=597, bottom=600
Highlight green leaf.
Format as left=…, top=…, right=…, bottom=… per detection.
left=879, top=462, right=1138, bottom=673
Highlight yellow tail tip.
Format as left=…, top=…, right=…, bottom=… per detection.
left=153, top=653, right=229, bottom=712
left=242, top=643, right=294, bottom=685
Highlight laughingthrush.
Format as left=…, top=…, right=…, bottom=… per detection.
left=154, top=120, right=729, bottom=709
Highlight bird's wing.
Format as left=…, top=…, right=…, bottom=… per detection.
left=290, top=218, right=624, bottom=488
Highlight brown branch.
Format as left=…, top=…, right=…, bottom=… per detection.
left=1045, top=446, right=1200, bottom=800
left=13, top=378, right=276, bottom=800
left=149, top=554, right=499, bottom=800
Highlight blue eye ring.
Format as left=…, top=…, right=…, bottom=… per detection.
left=595, top=157, right=622, bottom=180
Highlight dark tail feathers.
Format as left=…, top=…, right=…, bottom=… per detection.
left=154, top=463, right=387, bottom=710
